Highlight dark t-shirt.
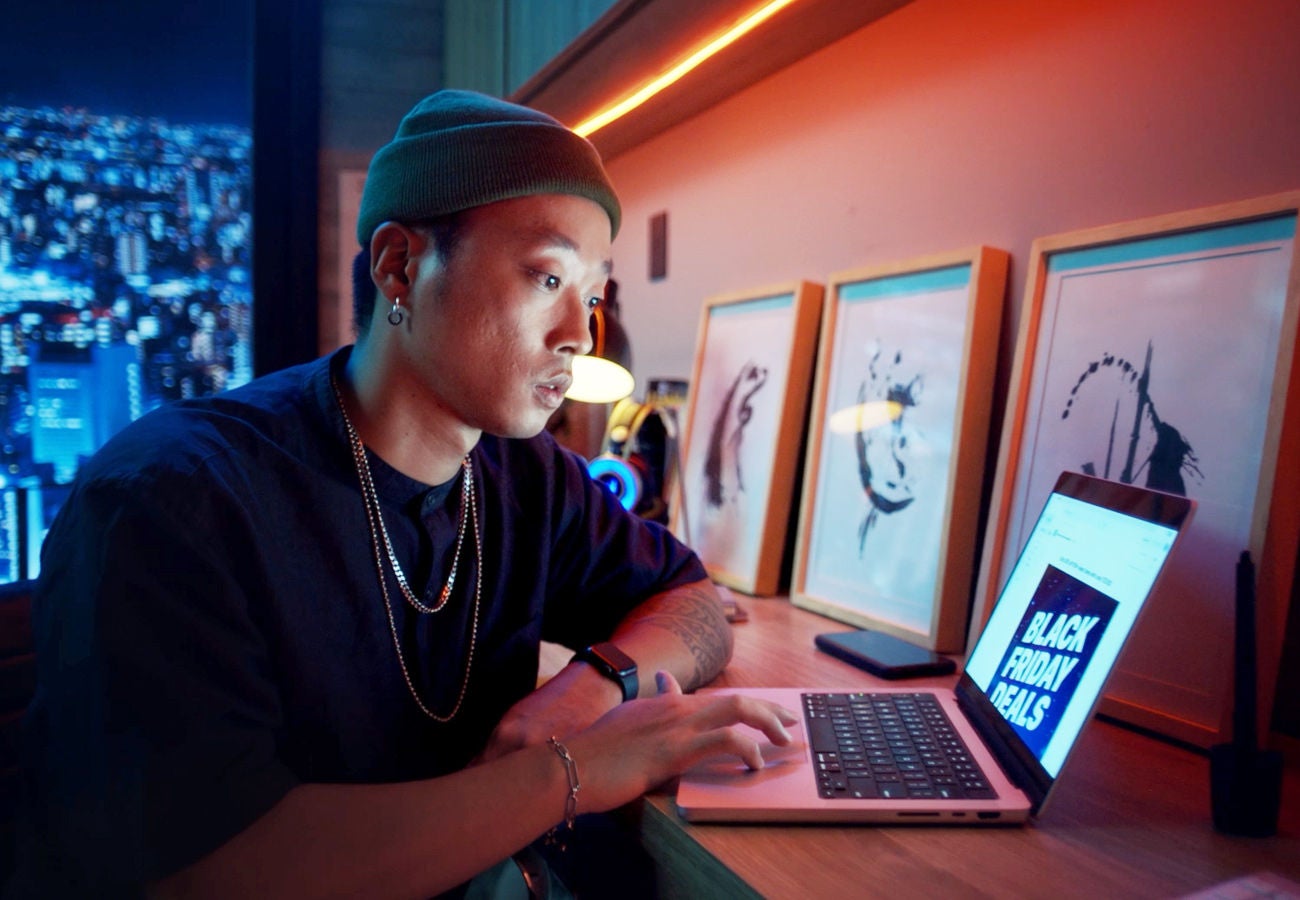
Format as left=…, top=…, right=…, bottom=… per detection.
left=12, top=348, right=705, bottom=895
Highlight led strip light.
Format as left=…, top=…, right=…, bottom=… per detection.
left=573, top=0, right=801, bottom=137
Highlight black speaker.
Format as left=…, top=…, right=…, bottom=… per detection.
left=1209, top=551, right=1282, bottom=837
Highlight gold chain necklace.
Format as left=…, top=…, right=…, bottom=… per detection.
left=330, top=375, right=481, bottom=723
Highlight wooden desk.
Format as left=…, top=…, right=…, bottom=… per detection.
left=622, top=596, right=1300, bottom=899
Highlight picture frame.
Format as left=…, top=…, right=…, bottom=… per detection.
left=791, top=247, right=1009, bottom=651
left=333, top=169, right=367, bottom=351
left=969, top=192, right=1300, bottom=747
left=673, top=281, right=824, bottom=596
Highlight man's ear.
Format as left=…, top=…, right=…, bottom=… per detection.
left=369, top=221, right=427, bottom=302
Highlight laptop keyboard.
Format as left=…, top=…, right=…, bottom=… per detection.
left=804, top=692, right=998, bottom=801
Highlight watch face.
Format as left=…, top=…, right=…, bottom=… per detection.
left=591, top=642, right=636, bottom=675
left=580, top=643, right=638, bottom=701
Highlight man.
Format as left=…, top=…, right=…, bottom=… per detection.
left=12, top=90, right=794, bottom=898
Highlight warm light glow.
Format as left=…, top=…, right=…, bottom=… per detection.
left=573, top=0, right=801, bottom=137
left=827, top=400, right=903, bottom=435
left=566, top=355, right=636, bottom=403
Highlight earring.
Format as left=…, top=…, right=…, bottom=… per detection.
left=388, top=297, right=405, bottom=326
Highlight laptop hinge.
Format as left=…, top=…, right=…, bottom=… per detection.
left=956, top=674, right=1053, bottom=813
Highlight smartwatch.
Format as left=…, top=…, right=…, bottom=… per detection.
left=573, top=641, right=639, bottom=702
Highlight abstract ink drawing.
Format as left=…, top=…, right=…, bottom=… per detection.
left=856, top=344, right=924, bottom=553
left=1060, top=340, right=1202, bottom=495
left=702, top=362, right=768, bottom=508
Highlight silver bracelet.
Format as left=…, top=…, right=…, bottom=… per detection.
left=547, top=736, right=580, bottom=831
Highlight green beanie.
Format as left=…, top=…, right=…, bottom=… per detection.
left=356, top=90, right=621, bottom=245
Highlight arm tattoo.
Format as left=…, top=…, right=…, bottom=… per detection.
left=628, top=581, right=732, bottom=690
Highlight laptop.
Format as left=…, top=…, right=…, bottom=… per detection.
left=676, top=471, right=1196, bottom=824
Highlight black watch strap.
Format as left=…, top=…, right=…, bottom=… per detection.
left=574, top=641, right=639, bottom=702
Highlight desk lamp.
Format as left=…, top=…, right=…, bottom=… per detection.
left=554, top=281, right=672, bottom=522
left=565, top=302, right=634, bottom=404
left=548, top=281, right=635, bottom=461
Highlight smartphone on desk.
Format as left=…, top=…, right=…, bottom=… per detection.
left=814, top=629, right=956, bottom=680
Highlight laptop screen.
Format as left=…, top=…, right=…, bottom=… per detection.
left=959, top=472, right=1194, bottom=805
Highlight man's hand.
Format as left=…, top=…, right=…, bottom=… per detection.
left=567, top=671, right=799, bottom=807
left=477, top=656, right=623, bottom=762
left=479, top=577, right=734, bottom=763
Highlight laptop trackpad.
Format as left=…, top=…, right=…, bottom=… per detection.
left=683, top=734, right=808, bottom=785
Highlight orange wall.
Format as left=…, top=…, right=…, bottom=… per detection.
left=604, top=0, right=1300, bottom=391
left=601, top=0, right=1300, bottom=738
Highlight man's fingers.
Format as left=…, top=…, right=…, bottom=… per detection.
left=690, top=725, right=778, bottom=771
left=655, top=670, right=683, bottom=696
left=689, top=694, right=797, bottom=746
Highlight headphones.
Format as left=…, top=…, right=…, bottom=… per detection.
left=588, top=397, right=665, bottom=521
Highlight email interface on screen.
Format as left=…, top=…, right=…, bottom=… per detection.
left=964, top=490, right=1180, bottom=777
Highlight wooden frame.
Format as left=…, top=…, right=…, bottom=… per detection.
left=791, top=247, right=1008, bottom=651
left=673, top=281, right=823, bottom=596
left=333, top=169, right=367, bottom=352
left=970, top=192, right=1300, bottom=747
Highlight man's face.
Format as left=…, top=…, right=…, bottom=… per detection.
left=399, top=193, right=613, bottom=440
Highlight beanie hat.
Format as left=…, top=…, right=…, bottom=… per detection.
left=356, top=90, right=621, bottom=245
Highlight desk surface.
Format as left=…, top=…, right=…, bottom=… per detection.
left=623, top=595, right=1300, bottom=900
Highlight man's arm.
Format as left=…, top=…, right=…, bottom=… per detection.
left=154, top=671, right=795, bottom=900
left=607, top=576, right=733, bottom=693
left=480, top=577, right=733, bottom=759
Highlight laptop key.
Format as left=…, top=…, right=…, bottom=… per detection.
left=807, top=716, right=840, bottom=753
left=847, top=778, right=878, bottom=799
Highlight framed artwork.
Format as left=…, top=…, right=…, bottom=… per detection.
left=792, top=247, right=1009, bottom=651
left=334, top=169, right=367, bottom=351
left=970, top=192, right=1300, bottom=747
left=673, top=281, right=823, bottom=596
